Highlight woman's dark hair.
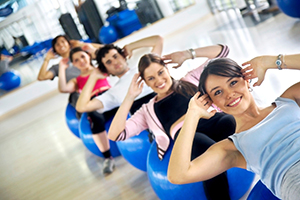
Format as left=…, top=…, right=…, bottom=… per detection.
left=139, top=53, right=198, bottom=97
left=95, top=44, right=126, bottom=74
left=69, top=47, right=93, bottom=66
left=198, top=57, right=244, bottom=95
left=51, top=35, right=71, bottom=55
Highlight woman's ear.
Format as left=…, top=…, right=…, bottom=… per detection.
left=246, top=79, right=253, bottom=92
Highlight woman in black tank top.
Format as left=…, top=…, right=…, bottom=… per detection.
left=109, top=47, right=236, bottom=200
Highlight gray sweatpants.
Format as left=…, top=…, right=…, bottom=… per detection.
left=280, top=160, right=300, bottom=200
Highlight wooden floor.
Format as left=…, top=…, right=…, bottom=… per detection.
left=1, top=5, right=300, bottom=200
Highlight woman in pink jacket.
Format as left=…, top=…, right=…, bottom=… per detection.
left=108, top=44, right=236, bottom=200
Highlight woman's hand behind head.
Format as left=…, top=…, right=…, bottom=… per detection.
left=126, top=73, right=144, bottom=100
left=59, top=57, right=70, bottom=70
left=188, top=92, right=216, bottom=119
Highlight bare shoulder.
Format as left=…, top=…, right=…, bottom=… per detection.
left=215, top=138, right=236, bottom=150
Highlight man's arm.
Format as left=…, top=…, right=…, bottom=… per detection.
left=123, top=35, right=164, bottom=58
left=70, top=40, right=104, bottom=59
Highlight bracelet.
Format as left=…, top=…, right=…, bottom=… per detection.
left=188, top=48, right=196, bottom=59
left=282, top=54, right=287, bottom=69
left=275, top=54, right=283, bottom=70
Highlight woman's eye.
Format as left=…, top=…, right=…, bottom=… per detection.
left=230, top=80, right=238, bottom=86
left=158, top=70, right=164, bottom=75
left=214, top=90, right=221, bottom=96
left=148, top=77, right=154, bottom=81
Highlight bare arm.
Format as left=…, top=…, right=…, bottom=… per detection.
left=37, top=48, right=56, bottom=81
left=123, top=35, right=164, bottom=58
left=58, top=58, right=77, bottom=93
left=281, top=82, right=300, bottom=106
left=162, top=44, right=224, bottom=68
left=242, top=54, right=300, bottom=86
left=108, top=73, right=144, bottom=141
left=75, top=69, right=105, bottom=113
left=70, top=40, right=104, bottom=59
left=168, top=92, right=244, bottom=184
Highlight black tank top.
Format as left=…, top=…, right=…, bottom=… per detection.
left=154, top=92, right=191, bottom=137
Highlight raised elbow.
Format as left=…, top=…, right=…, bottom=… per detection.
left=37, top=75, right=46, bottom=81
left=156, top=35, right=163, bottom=44
left=58, top=88, right=69, bottom=93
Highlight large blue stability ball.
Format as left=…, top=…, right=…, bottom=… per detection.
left=65, top=103, right=80, bottom=138
left=116, top=129, right=151, bottom=172
left=147, top=141, right=255, bottom=200
left=99, top=25, right=119, bottom=44
left=276, top=0, right=300, bottom=18
left=79, top=113, right=121, bottom=157
left=0, top=70, right=21, bottom=91
left=247, top=180, right=280, bottom=200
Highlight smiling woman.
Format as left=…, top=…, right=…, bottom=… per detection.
left=168, top=56, right=300, bottom=200
left=199, top=58, right=252, bottom=118
left=58, top=46, right=118, bottom=175
left=107, top=44, right=239, bottom=200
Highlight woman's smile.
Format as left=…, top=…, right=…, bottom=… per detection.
left=228, top=97, right=242, bottom=107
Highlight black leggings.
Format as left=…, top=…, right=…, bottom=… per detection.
left=174, top=113, right=236, bottom=200
left=88, top=92, right=156, bottom=134
left=87, top=108, right=118, bottom=134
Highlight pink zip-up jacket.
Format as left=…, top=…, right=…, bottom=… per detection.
left=115, top=44, right=229, bottom=160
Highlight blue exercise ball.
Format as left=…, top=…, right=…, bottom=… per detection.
left=79, top=113, right=121, bottom=157
left=65, top=103, right=80, bottom=138
left=247, top=180, right=280, bottom=200
left=99, top=25, right=119, bottom=44
left=276, top=0, right=300, bottom=18
left=0, top=70, right=21, bottom=91
left=147, top=141, right=255, bottom=200
left=116, top=129, right=151, bottom=172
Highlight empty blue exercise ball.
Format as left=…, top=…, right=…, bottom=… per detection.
left=116, top=129, right=151, bottom=172
left=0, top=70, right=21, bottom=91
left=247, top=180, right=280, bottom=200
left=276, top=0, right=300, bottom=18
left=147, top=141, right=255, bottom=200
left=99, top=25, right=119, bottom=44
left=65, top=103, right=80, bottom=138
left=79, top=113, right=121, bottom=157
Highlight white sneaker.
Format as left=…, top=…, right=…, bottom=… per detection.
left=102, top=158, right=115, bottom=175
